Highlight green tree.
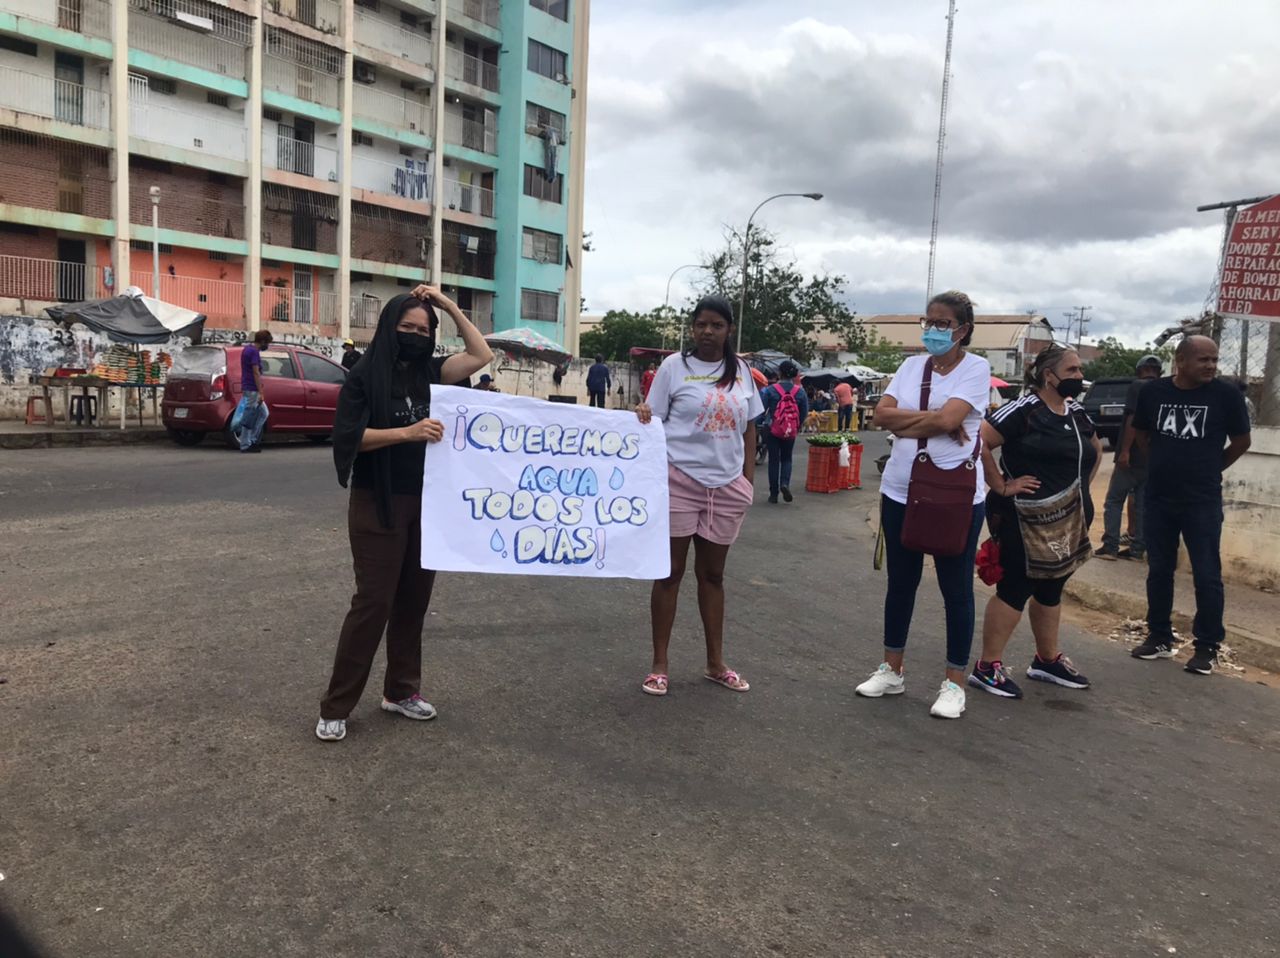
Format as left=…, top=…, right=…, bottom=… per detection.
left=578, top=309, right=669, bottom=362
left=1083, top=336, right=1173, bottom=380
left=855, top=328, right=904, bottom=373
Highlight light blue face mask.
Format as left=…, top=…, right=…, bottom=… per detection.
left=922, top=327, right=958, bottom=356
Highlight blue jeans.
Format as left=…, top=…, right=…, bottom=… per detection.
left=880, top=495, right=985, bottom=670
left=1102, top=465, right=1146, bottom=555
left=238, top=391, right=267, bottom=450
left=1145, top=496, right=1224, bottom=653
left=766, top=433, right=795, bottom=494
left=837, top=405, right=853, bottom=431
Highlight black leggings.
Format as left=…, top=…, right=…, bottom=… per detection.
left=990, top=497, right=1071, bottom=612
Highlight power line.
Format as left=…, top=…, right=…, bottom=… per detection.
left=925, top=0, right=957, bottom=305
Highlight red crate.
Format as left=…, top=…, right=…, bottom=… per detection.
left=836, top=443, right=863, bottom=489
left=805, top=445, right=842, bottom=493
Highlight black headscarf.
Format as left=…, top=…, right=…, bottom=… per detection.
left=333, top=294, right=439, bottom=528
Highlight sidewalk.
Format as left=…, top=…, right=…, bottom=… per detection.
left=0, top=419, right=169, bottom=448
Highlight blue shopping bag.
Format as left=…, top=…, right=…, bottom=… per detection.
left=230, top=395, right=249, bottom=432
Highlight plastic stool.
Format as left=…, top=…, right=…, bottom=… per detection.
left=70, top=394, right=98, bottom=426
left=25, top=395, right=49, bottom=425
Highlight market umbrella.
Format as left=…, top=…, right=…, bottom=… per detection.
left=749, top=367, right=768, bottom=387
left=743, top=349, right=799, bottom=378
left=45, top=288, right=205, bottom=344
left=991, top=375, right=1010, bottom=388
left=484, top=327, right=572, bottom=367
left=799, top=366, right=862, bottom=390
left=843, top=364, right=892, bottom=383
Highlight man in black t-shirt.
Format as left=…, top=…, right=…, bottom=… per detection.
left=1130, top=336, right=1252, bottom=674
left=1097, top=355, right=1162, bottom=560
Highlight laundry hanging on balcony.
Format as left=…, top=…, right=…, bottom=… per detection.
left=393, top=159, right=431, bottom=201
left=541, top=128, right=560, bottom=182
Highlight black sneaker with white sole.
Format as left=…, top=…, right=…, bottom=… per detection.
left=968, top=660, right=1024, bottom=699
left=1026, top=653, right=1090, bottom=689
left=1131, top=638, right=1176, bottom=660
left=1185, top=651, right=1217, bottom=675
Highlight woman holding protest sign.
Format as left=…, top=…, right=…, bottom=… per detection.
left=316, top=285, right=493, bottom=742
left=635, top=294, right=764, bottom=696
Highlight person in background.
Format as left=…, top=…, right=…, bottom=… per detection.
left=587, top=355, right=611, bottom=408
left=855, top=290, right=990, bottom=719
left=1096, top=355, right=1162, bottom=561
left=316, top=286, right=493, bottom=742
left=833, top=379, right=856, bottom=431
left=970, top=345, right=1102, bottom=700
left=812, top=389, right=832, bottom=413
left=341, top=338, right=362, bottom=371
left=476, top=373, right=500, bottom=392
left=640, top=363, right=657, bottom=400
left=1129, top=336, right=1251, bottom=674
left=760, top=359, right=809, bottom=503
left=238, top=329, right=273, bottom=453
left=635, top=295, right=762, bottom=697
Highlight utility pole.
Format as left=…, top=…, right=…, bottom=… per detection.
left=1061, top=306, right=1091, bottom=349
left=925, top=0, right=957, bottom=305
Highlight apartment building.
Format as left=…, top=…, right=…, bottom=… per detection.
left=0, top=0, right=589, bottom=348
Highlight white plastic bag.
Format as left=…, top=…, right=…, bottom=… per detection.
left=838, top=440, right=851, bottom=468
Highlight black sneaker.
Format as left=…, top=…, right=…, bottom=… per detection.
left=1116, top=548, right=1145, bottom=561
left=1027, top=654, right=1090, bottom=689
left=1131, top=638, right=1175, bottom=660
left=967, top=660, right=1023, bottom=699
left=781, top=486, right=793, bottom=502
left=1094, top=547, right=1119, bottom=561
left=1185, top=651, right=1217, bottom=675
left=767, top=494, right=778, bottom=504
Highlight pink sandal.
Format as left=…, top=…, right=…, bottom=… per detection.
left=704, top=668, right=750, bottom=692
left=641, top=673, right=669, bottom=696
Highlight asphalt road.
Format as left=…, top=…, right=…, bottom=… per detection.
left=2, top=436, right=1278, bottom=958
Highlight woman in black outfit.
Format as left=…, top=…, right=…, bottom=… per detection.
left=316, top=285, right=492, bottom=742
left=970, top=344, right=1103, bottom=699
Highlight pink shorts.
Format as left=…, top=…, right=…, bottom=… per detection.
left=667, top=464, right=754, bottom=545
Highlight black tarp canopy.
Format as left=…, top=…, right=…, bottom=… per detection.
left=46, top=291, right=206, bottom=344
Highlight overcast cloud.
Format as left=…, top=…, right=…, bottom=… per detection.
left=579, top=0, right=1280, bottom=345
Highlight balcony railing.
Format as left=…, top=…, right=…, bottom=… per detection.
left=443, top=110, right=495, bottom=153
left=261, top=285, right=338, bottom=325
left=264, top=131, right=340, bottom=181
left=266, top=0, right=341, bottom=36
left=350, top=295, right=381, bottom=329
left=128, top=10, right=248, bottom=80
left=453, top=0, right=500, bottom=29
left=131, top=101, right=247, bottom=162
left=5, top=0, right=112, bottom=37
left=353, top=9, right=434, bottom=65
left=0, top=255, right=89, bottom=303
left=350, top=152, right=432, bottom=200
left=353, top=85, right=432, bottom=133
left=264, top=55, right=340, bottom=108
left=128, top=271, right=246, bottom=323
left=445, top=48, right=499, bottom=93
left=441, top=178, right=494, bottom=218
left=0, top=67, right=110, bottom=129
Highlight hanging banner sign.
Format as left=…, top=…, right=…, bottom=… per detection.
left=1218, top=193, right=1280, bottom=322
left=420, top=386, right=671, bottom=579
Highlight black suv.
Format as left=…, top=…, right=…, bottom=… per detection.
left=1081, top=378, right=1133, bottom=447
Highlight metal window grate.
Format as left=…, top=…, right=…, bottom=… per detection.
left=265, top=26, right=343, bottom=76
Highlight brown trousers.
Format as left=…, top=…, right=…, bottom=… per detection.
left=320, top=488, right=437, bottom=719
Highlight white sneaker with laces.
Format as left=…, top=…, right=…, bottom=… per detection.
left=381, top=693, right=438, bottom=721
left=855, top=663, right=905, bottom=698
left=315, top=718, right=346, bottom=741
left=929, top=680, right=966, bottom=719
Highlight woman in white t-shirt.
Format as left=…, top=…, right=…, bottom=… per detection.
left=635, top=295, right=764, bottom=697
left=854, top=291, right=991, bottom=719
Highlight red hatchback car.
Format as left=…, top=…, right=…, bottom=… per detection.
left=161, top=344, right=348, bottom=447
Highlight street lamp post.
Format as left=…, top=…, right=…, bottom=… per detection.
left=148, top=185, right=161, bottom=301
left=736, top=192, right=823, bottom=352
left=664, top=262, right=702, bottom=351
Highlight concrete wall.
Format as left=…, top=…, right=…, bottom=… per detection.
left=1222, top=425, right=1280, bottom=591
left=487, top=356, right=637, bottom=407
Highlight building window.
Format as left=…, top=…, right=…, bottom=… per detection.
left=521, top=289, right=559, bottom=324
left=148, top=76, right=177, bottom=96
left=530, top=0, right=568, bottom=20
left=131, top=240, right=174, bottom=253
left=522, top=227, right=563, bottom=265
left=523, top=164, right=563, bottom=203
left=527, top=39, right=567, bottom=81
left=353, top=131, right=374, bottom=147
left=0, top=36, right=38, bottom=56
left=207, top=92, right=229, bottom=108
left=525, top=102, right=566, bottom=138
left=263, top=108, right=284, bottom=122
left=209, top=250, right=229, bottom=261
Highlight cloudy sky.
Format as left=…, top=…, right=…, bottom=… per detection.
left=579, top=0, right=1280, bottom=346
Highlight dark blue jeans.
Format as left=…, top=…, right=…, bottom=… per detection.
left=766, top=434, right=795, bottom=494
left=837, top=405, right=854, bottom=431
left=1145, top=496, right=1225, bottom=653
left=880, top=495, right=985, bottom=670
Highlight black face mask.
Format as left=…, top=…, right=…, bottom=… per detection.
left=396, top=332, right=432, bottom=360
left=1054, top=376, right=1085, bottom=399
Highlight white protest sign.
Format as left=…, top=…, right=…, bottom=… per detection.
left=421, top=386, right=670, bottom=578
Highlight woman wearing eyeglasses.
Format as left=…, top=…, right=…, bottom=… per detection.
left=855, top=291, right=991, bottom=718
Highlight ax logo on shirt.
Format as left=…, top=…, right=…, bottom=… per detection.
left=1156, top=403, right=1208, bottom=439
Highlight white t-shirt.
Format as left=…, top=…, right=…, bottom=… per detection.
left=880, top=352, right=991, bottom=505
left=646, top=353, right=765, bottom=488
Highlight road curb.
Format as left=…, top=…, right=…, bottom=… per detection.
left=1064, top=579, right=1280, bottom=673
left=0, top=428, right=170, bottom=449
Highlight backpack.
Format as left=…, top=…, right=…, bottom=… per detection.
left=770, top=384, right=801, bottom=439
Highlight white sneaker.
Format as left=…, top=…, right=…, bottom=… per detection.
left=315, top=718, right=346, bottom=741
left=929, top=680, right=966, bottom=719
left=381, top=693, right=438, bottom=721
left=855, top=663, right=905, bottom=697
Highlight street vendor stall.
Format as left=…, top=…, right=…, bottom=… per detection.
left=484, top=327, right=573, bottom=397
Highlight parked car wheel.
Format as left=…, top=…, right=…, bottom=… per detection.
left=168, top=428, right=205, bottom=447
